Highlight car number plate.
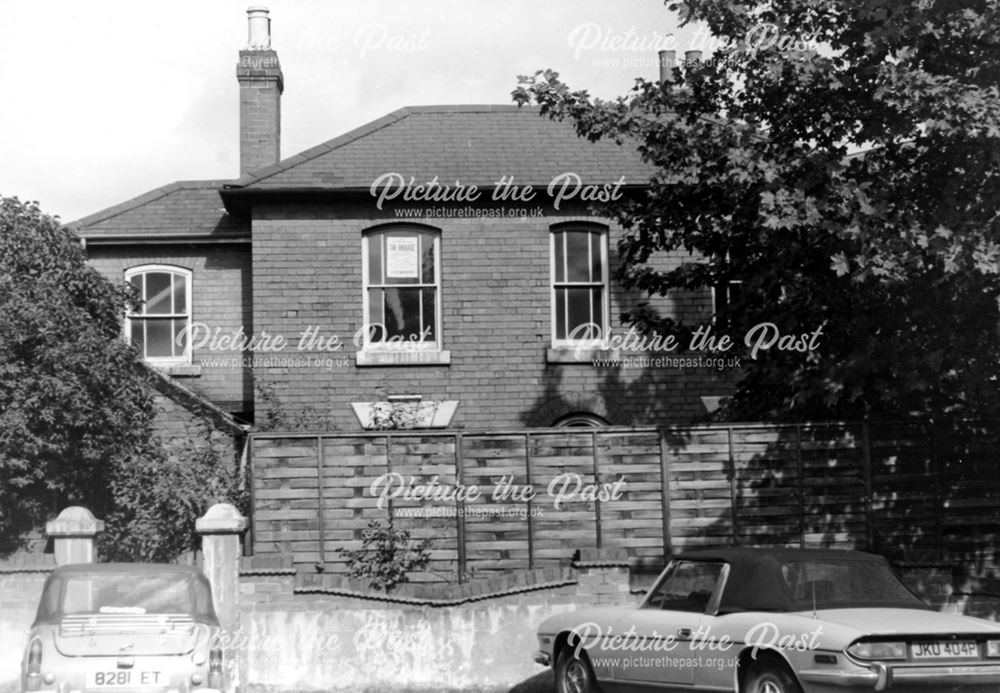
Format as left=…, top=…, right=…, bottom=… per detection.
left=87, top=670, right=164, bottom=687
left=911, top=641, right=979, bottom=659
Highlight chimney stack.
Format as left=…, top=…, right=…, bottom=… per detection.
left=658, top=50, right=676, bottom=84
left=236, top=6, right=283, bottom=176
left=684, top=50, right=703, bottom=65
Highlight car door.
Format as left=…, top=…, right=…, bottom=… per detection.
left=611, top=560, right=728, bottom=690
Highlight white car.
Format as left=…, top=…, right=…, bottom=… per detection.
left=21, top=562, right=227, bottom=693
left=533, top=548, right=1000, bottom=692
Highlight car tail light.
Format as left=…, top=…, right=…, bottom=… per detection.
left=847, top=640, right=907, bottom=660
left=208, top=645, right=224, bottom=689
left=987, top=640, right=1000, bottom=658
left=27, top=637, right=42, bottom=673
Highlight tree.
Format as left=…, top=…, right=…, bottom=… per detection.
left=0, top=196, right=156, bottom=551
left=513, top=0, right=1000, bottom=420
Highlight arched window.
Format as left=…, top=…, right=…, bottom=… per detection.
left=553, top=412, right=609, bottom=428
left=124, top=265, right=192, bottom=364
left=551, top=225, right=609, bottom=346
left=362, top=226, right=441, bottom=350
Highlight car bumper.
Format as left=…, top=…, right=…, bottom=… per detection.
left=799, top=661, right=1000, bottom=690
left=533, top=650, right=551, bottom=666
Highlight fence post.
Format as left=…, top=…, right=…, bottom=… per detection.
left=196, top=503, right=248, bottom=632
left=861, top=421, right=874, bottom=550
left=727, top=426, right=739, bottom=545
left=592, top=429, right=602, bottom=549
left=525, top=432, right=535, bottom=570
left=454, top=432, right=467, bottom=583
left=658, top=428, right=673, bottom=558
left=46, top=506, right=104, bottom=565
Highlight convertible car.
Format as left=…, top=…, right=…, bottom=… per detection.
left=534, top=548, right=1000, bottom=693
left=21, top=562, right=227, bottom=693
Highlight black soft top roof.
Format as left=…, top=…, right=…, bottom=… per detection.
left=671, top=548, right=925, bottom=613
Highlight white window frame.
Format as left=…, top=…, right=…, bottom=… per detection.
left=124, top=265, right=193, bottom=365
left=711, top=279, right=744, bottom=324
left=550, top=226, right=610, bottom=348
left=360, top=226, right=443, bottom=354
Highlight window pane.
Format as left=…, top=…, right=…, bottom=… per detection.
left=367, top=290, right=385, bottom=342
left=565, top=231, right=592, bottom=282
left=368, top=234, right=383, bottom=284
left=421, top=288, right=436, bottom=341
left=566, top=287, right=594, bottom=338
left=591, top=287, right=605, bottom=331
left=129, top=320, right=144, bottom=353
left=591, top=233, right=603, bottom=281
left=554, top=233, right=565, bottom=283
left=145, top=319, right=173, bottom=358
left=555, top=288, right=567, bottom=340
left=647, top=561, right=723, bottom=612
left=173, top=319, right=187, bottom=356
left=144, top=273, right=173, bottom=315
left=174, top=274, right=187, bottom=314
left=420, top=233, right=435, bottom=285
left=382, top=287, right=422, bottom=339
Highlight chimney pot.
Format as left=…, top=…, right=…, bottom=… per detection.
left=247, top=6, right=272, bottom=49
left=658, top=50, right=676, bottom=83
left=684, top=50, right=703, bottom=64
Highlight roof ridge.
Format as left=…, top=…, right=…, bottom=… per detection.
left=69, top=179, right=233, bottom=229
left=227, top=104, right=544, bottom=189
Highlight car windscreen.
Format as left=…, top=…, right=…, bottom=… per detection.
left=37, top=571, right=215, bottom=621
left=780, top=558, right=928, bottom=610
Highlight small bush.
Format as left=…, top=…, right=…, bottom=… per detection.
left=338, top=519, right=431, bottom=592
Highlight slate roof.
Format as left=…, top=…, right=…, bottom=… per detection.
left=227, top=105, right=654, bottom=191
left=70, top=105, right=655, bottom=233
left=70, top=180, right=247, bottom=238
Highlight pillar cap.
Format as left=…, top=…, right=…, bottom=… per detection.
left=45, top=506, right=104, bottom=538
left=196, top=503, right=248, bottom=535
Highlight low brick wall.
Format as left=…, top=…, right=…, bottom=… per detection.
left=0, top=556, right=54, bottom=685
left=233, top=552, right=639, bottom=692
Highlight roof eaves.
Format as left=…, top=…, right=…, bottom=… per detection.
left=68, top=180, right=232, bottom=230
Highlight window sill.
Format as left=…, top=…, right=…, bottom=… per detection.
left=150, top=363, right=202, bottom=377
left=355, top=350, right=452, bottom=367
left=547, top=347, right=620, bottom=364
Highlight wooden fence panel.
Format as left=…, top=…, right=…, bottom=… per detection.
left=461, top=435, right=532, bottom=573
left=249, top=421, right=1000, bottom=581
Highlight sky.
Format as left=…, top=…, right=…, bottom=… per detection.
left=0, top=0, right=717, bottom=223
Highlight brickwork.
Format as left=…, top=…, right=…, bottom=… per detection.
left=85, top=244, right=253, bottom=414
left=250, top=200, right=734, bottom=431
left=152, top=391, right=240, bottom=464
left=237, top=49, right=282, bottom=176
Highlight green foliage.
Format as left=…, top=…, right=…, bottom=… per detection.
left=254, top=377, right=323, bottom=431
left=0, top=196, right=155, bottom=551
left=512, top=1, right=1000, bottom=419
left=338, top=519, right=431, bottom=592
left=100, top=445, right=247, bottom=562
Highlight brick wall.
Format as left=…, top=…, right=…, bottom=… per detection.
left=0, top=557, right=54, bottom=685
left=233, top=553, right=638, bottom=692
left=86, top=244, right=253, bottom=414
left=250, top=200, right=733, bottom=431
left=152, top=391, right=240, bottom=464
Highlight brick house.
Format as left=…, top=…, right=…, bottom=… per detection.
left=73, top=7, right=733, bottom=434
